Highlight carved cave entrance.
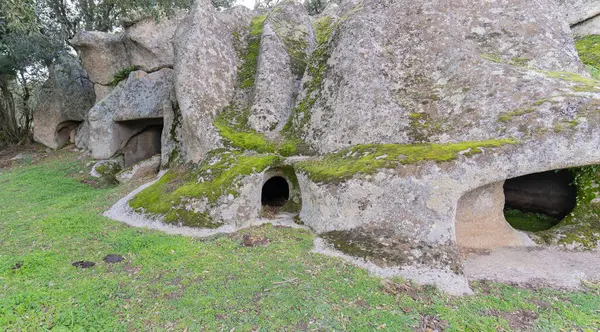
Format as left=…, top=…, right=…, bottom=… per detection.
left=260, top=166, right=302, bottom=217
left=56, top=120, right=82, bottom=148
left=456, top=168, right=578, bottom=249
left=117, top=118, right=163, bottom=167
left=503, top=170, right=576, bottom=232
left=262, top=176, right=290, bottom=207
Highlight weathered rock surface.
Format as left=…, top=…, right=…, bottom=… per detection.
left=33, top=53, right=95, bottom=149
left=292, top=0, right=587, bottom=153
left=456, top=182, right=535, bottom=249
left=70, top=31, right=130, bottom=87
left=88, top=69, right=175, bottom=161
left=116, top=155, right=161, bottom=183
left=248, top=1, right=315, bottom=133
left=558, top=0, right=600, bottom=37
left=123, top=13, right=185, bottom=72
left=174, top=2, right=252, bottom=162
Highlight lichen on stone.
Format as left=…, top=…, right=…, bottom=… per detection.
left=296, top=139, right=517, bottom=183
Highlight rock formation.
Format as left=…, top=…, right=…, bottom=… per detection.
left=33, top=0, right=600, bottom=294
left=33, top=53, right=95, bottom=149
left=558, top=0, right=600, bottom=37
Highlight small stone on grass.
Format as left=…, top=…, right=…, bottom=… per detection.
left=103, top=254, right=125, bottom=263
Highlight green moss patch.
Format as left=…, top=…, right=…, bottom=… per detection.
left=129, top=151, right=280, bottom=228
left=503, top=208, right=559, bottom=232
left=214, top=107, right=275, bottom=153
left=238, top=14, right=267, bottom=89
left=296, top=139, right=517, bottom=183
left=575, top=35, right=600, bottom=79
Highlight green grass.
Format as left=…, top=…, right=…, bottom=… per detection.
left=1, top=150, right=599, bottom=330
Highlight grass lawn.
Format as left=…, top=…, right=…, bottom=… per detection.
left=0, top=149, right=599, bottom=331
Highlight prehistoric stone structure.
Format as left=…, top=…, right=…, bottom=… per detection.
left=34, top=0, right=600, bottom=293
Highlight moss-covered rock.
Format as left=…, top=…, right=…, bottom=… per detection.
left=296, top=139, right=517, bottom=183
left=129, top=150, right=280, bottom=228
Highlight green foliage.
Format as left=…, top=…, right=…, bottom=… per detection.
left=296, top=139, right=517, bottom=183
left=1, top=151, right=599, bottom=330
left=129, top=150, right=280, bottom=226
left=304, top=0, right=329, bottom=15
left=108, top=66, right=138, bottom=86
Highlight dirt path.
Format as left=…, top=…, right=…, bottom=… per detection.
left=463, top=246, right=600, bottom=289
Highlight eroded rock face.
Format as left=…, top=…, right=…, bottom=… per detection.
left=33, top=54, right=95, bottom=149
left=248, top=1, right=315, bottom=133
left=116, top=154, right=161, bottom=183
left=292, top=0, right=587, bottom=154
left=173, top=1, right=251, bottom=162
left=123, top=13, right=185, bottom=72
left=558, top=0, right=600, bottom=37
left=70, top=31, right=130, bottom=87
left=88, top=69, right=175, bottom=161
left=456, top=182, right=535, bottom=249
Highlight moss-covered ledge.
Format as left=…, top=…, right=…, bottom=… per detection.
left=129, top=150, right=281, bottom=228
left=295, top=139, right=518, bottom=183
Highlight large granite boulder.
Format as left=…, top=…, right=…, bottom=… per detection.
left=173, top=1, right=252, bottom=163
left=248, top=1, right=315, bottom=133
left=123, top=13, right=185, bottom=72
left=33, top=53, right=95, bottom=149
left=87, top=69, right=176, bottom=164
left=70, top=31, right=130, bottom=88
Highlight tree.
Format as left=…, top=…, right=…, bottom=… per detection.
left=304, top=0, right=327, bottom=15
left=212, top=0, right=237, bottom=10
left=254, top=0, right=281, bottom=10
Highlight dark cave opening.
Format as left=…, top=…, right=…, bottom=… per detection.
left=503, top=170, right=576, bottom=232
left=261, top=176, right=290, bottom=207
left=117, top=118, right=163, bottom=167
left=56, top=120, right=82, bottom=148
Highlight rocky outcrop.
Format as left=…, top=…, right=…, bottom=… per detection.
left=123, top=13, right=185, bottom=72
left=33, top=53, right=95, bottom=149
left=101, top=0, right=600, bottom=293
left=87, top=69, right=176, bottom=163
left=70, top=31, right=130, bottom=87
left=248, top=1, right=315, bottom=133
left=456, top=182, right=535, bottom=249
left=173, top=1, right=251, bottom=163
left=71, top=14, right=182, bottom=103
